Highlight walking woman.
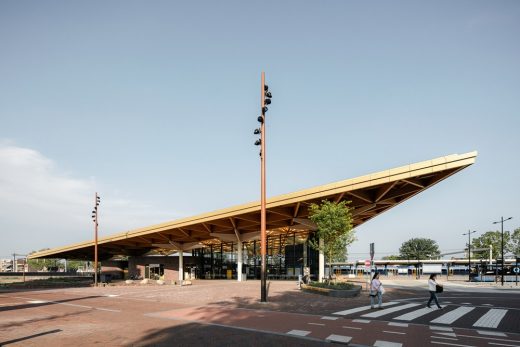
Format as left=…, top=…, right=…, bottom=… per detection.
left=370, top=273, right=384, bottom=309
left=427, top=274, right=443, bottom=309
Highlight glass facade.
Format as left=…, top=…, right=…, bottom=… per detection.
left=191, top=230, right=319, bottom=280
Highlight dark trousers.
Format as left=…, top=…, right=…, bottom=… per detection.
left=427, top=291, right=441, bottom=308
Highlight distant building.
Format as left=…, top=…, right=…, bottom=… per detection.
left=0, top=258, right=28, bottom=272
left=0, top=259, right=13, bottom=272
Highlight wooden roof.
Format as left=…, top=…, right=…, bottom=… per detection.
left=29, top=151, right=477, bottom=260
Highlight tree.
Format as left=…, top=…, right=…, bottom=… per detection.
left=471, top=231, right=511, bottom=259
left=399, top=238, right=441, bottom=260
left=27, top=249, right=57, bottom=271
left=26, top=249, right=86, bottom=272
left=308, top=200, right=356, bottom=281
left=382, top=255, right=402, bottom=260
left=508, top=228, right=520, bottom=257
left=399, top=238, right=440, bottom=279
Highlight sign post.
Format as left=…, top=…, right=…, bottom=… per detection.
left=365, top=259, right=371, bottom=291
left=513, top=258, right=520, bottom=286
left=370, top=243, right=375, bottom=277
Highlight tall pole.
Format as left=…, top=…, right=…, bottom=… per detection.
left=493, top=216, right=512, bottom=286
left=468, top=231, right=471, bottom=282
left=260, top=72, right=267, bottom=302
left=463, top=230, right=476, bottom=282
left=501, top=218, right=504, bottom=286
left=94, top=192, right=99, bottom=287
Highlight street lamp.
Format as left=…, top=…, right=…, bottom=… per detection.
left=91, top=193, right=101, bottom=286
left=462, top=230, right=477, bottom=282
left=254, top=72, right=272, bottom=302
left=493, top=216, right=512, bottom=286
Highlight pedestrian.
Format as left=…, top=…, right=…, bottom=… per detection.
left=370, top=273, right=384, bottom=309
left=427, top=274, right=443, bottom=309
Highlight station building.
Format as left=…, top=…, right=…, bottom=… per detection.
left=29, top=152, right=477, bottom=283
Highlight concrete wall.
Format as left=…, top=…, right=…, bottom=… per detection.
left=128, top=255, right=195, bottom=281
left=100, top=260, right=125, bottom=280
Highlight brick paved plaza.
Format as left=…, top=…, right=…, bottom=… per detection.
left=1, top=279, right=519, bottom=346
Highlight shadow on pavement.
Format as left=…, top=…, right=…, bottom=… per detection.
left=0, top=329, right=62, bottom=345
left=0, top=295, right=104, bottom=313
left=0, top=308, right=90, bottom=329
left=127, top=322, right=327, bottom=346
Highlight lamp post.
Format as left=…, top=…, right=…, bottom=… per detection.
left=462, top=230, right=477, bottom=282
left=254, top=72, right=272, bottom=302
left=493, top=216, right=512, bottom=286
left=91, top=193, right=101, bottom=286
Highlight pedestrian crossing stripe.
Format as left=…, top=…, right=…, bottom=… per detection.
left=333, top=303, right=510, bottom=329
left=362, top=303, right=421, bottom=318
left=431, top=306, right=475, bottom=324
left=394, top=307, right=440, bottom=321
left=333, top=302, right=399, bottom=316
left=473, top=309, right=507, bottom=328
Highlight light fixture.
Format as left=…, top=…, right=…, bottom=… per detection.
left=257, top=116, right=264, bottom=123
left=255, top=139, right=261, bottom=146
left=264, top=98, right=271, bottom=105
left=254, top=128, right=261, bottom=134
left=265, top=91, right=272, bottom=98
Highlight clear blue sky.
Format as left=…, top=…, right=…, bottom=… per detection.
left=1, top=1, right=519, bottom=260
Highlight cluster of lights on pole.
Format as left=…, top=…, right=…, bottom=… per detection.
left=254, top=84, right=272, bottom=156
left=91, top=193, right=100, bottom=287
left=91, top=195, right=101, bottom=225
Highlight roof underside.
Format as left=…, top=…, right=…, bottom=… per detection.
left=29, top=151, right=477, bottom=260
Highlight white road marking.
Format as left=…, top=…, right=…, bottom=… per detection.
left=373, top=340, right=402, bottom=347
left=362, top=303, right=421, bottom=318
left=488, top=342, right=520, bottom=347
left=434, top=332, right=457, bottom=338
left=321, top=316, right=338, bottom=320
left=308, top=322, right=325, bottom=326
left=394, top=307, right=439, bottom=321
left=431, top=336, right=459, bottom=341
left=287, top=329, right=310, bottom=337
left=431, top=307, right=475, bottom=324
left=482, top=304, right=493, bottom=306
left=95, top=307, right=121, bottom=312
left=473, top=309, right=507, bottom=328
left=430, top=341, right=475, bottom=347
left=430, top=326, right=453, bottom=332
left=476, top=330, right=507, bottom=337
left=16, top=296, right=121, bottom=312
left=0, top=303, right=19, bottom=306
left=353, top=319, right=371, bottom=323
left=325, top=334, right=352, bottom=344
left=460, top=303, right=472, bottom=305
left=342, top=326, right=362, bottom=330
left=388, top=322, right=408, bottom=327
left=333, top=302, right=399, bottom=315
left=383, top=330, right=406, bottom=335
left=448, top=334, right=520, bottom=343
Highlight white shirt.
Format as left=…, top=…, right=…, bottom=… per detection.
left=428, top=278, right=437, bottom=291
left=371, top=278, right=381, bottom=292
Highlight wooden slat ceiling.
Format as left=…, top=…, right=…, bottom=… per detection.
left=29, top=151, right=477, bottom=260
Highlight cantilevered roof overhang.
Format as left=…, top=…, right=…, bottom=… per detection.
left=29, top=151, right=477, bottom=260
